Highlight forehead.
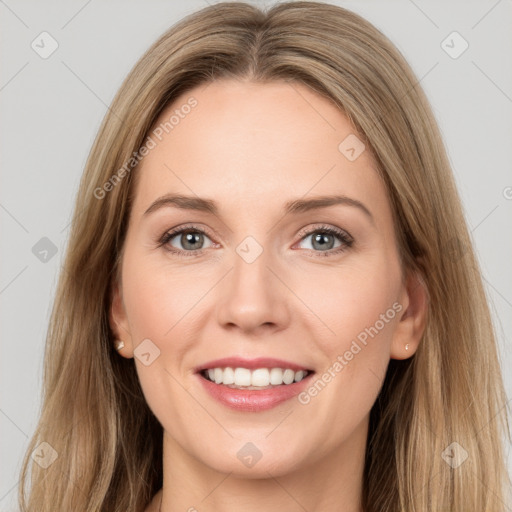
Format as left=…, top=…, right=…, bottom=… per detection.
left=131, top=79, right=388, bottom=219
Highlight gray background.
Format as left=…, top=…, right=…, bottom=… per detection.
left=1, top=0, right=511, bottom=509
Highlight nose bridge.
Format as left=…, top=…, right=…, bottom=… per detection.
left=233, top=236, right=270, bottom=289
left=215, top=233, right=290, bottom=332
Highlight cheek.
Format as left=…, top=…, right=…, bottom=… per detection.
left=120, top=252, right=219, bottom=410
left=120, top=258, right=203, bottom=432
left=295, top=256, right=401, bottom=353
left=291, top=256, right=402, bottom=424
left=121, top=253, right=210, bottom=342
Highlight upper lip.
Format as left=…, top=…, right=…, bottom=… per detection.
left=194, top=357, right=314, bottom=373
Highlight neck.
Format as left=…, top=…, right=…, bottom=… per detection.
left=155, top=419, right=368, bottom=512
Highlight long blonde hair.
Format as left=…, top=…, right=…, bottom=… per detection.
left=18, top=2, right=510, bottom=510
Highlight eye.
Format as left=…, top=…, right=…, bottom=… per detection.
left=295, top=224, right=353, bottom=257
left=159, top=224, right=215, bottom=257
left=159, top=223, right=354, bottom=258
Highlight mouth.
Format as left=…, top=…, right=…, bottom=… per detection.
left=198, top=367, right=314, bottom=390
left=194, top=358, right=316, bottom=411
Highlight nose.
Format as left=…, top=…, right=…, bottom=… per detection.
left=215, top=245, right=291, bottom=335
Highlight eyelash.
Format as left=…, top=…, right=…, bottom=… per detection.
left=158, top=223, right=354, bottom=259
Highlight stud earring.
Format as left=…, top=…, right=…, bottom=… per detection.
left=405, top=343, right=410, bottom=351
left=115, top=340, right=125, bottom=351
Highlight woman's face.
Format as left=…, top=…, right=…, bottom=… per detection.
left=111, top=79, right=425, bottom=478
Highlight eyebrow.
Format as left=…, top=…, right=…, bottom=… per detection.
left=143, top=193, right=374, bottom=223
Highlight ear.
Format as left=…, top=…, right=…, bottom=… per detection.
left=390, top=267, right=428, bottom=360
left=109, top=279, right=134, bottom=359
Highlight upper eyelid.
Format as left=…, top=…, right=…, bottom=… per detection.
left=164, top=223, right=218, bottom=241
left=296, top=224, right=352, bottom=240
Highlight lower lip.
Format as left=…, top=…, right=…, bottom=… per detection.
left=196, top=372, right=314, bottom=412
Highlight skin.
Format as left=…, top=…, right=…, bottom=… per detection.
left=110, top=79, right=427, bottom=512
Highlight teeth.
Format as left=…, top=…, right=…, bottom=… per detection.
left=223, top=367, right=235, bottom=384
left=203, top=367, right=309, bottom=387
left=283, top=369, right=295, bottom=384
left=269, top=368, right=283, bottom=385
left=234, top=368, right=251, bottom=386
left=251, top=368, right=269, bottom=387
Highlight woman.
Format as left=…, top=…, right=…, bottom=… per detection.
left=18, top=1, right=510, bottom=511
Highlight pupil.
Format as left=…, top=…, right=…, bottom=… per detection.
left=183, top=231, right=203, bottom=250
left=313, top=233, right=334, bottom=251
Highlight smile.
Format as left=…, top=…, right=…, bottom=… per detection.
left=196, top=362, right=315, bottom=411
left=201, top=367, right=312, bottom=389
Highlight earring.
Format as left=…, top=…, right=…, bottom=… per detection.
left=115, top=340, right=125, bottom=351
left=405, top=343, right=410, bottom=351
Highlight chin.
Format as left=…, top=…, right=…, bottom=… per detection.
left=198, top=443, right=307, bottom=479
